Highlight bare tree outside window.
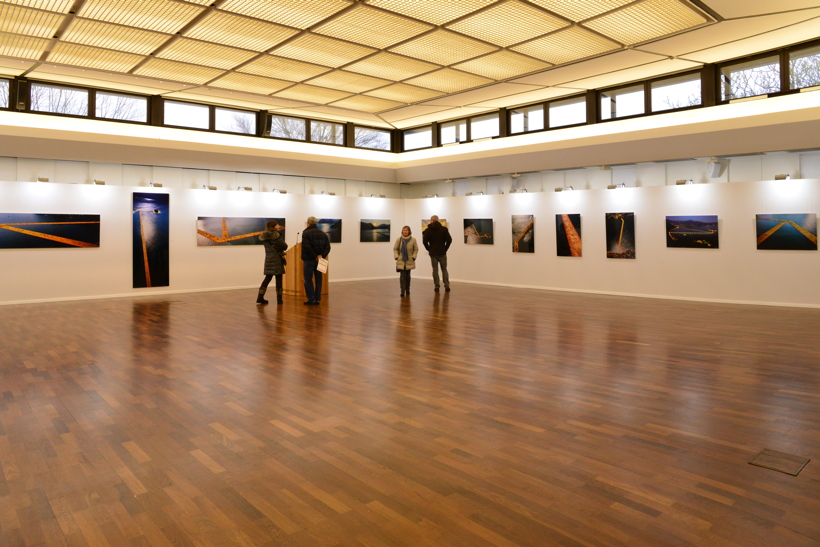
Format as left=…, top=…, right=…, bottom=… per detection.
left=215, top=108, right=255, bottom=134
left=790, top=45, right=820, bottom=89
left=721, top=56, right=780, bottom=101
left=0, top=79, right=8, bottom=109
left=652, top=74, right=702, bottom=112
left=269, top=115, right=306, bottom=140
left=96, top=92, right=147, bottom=122
left=355, top=127, right=391, bottom=150
left=310, top=120, right=344, bottom=144
left=30, top=83, right=88, bottom=116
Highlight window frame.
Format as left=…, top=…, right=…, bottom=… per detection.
left=787, top=39, right=820, bottom=92
left=402, top=124, right=434, bottom=152
left=598, top=70, right=705, bottom=123
left=308, top=119, right=346, bottom=147
left=352, top=125, right=393, bottom=152
left=716, top=50, right=787, bottom=104
left=266, top=114, right=308, bottom=142
left=93, top=89, right=150, bottom=125
left=27, top=80, right=91, bottom=119
left=439, top=118, right=469, bottom=145
left=0, top=77, right=11, bottom=111
left=213, top=105, right=259, bottom=136
left=506, top=93, right=589, bottom=137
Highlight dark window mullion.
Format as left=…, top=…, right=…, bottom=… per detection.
left=780, top=48, right=790, bottom=92
left=208, top=105, right=216, bottom=131
left=88, top=89, right=96, bottom=118
left=305, top=118, right=311, bottom=142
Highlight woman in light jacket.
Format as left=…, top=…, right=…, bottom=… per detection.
left=393, top=225, right=418, bottom=297
left=257, top=220, right=288, bottom=305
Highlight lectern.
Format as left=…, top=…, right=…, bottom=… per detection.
left=282, top=243, right=329, bottom=297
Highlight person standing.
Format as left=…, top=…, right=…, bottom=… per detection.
left=301, top=216, right=330, bottom=305
left=393, top=225, right=418, bottom=297
left=422, top=215, right=452, bottom=292
left=257, top=220, right=288, bottom=305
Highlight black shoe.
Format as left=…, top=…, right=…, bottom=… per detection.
left=406, top=290, right=410, bottom=296
left=434, top=287, right=440, bottom=292
left=445, top=287, right=450, bottom=292
left=304, top=301, right=315, bottom=305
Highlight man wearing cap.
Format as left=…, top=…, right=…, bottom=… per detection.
left=301, top=216, right=331, bottom=305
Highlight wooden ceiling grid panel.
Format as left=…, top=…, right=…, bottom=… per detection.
left=7, top=0, right=805, bottom=126
left=446, top=1, right=570, bottom=47
left=183, top=11, right=299, bottom=52
left=47, top=42, right=144, bottom=72
left=77, top=0, right=205, bottom=34
left=61, top=19, right=169, bottom=55
left=157, top=38, right=258, bottom=71
left=209, top=72, right=293, bottom=95
left=2, top=0, right=74, bottom=13
left=0, top=4, right=64, bottom=38
left=270, top=34, right=376, bottom=68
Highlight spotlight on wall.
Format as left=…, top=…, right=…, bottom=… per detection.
left=202, top=185, right=217, bottom=190
left=271, top=188, right=287, bottom=194
left=465, top=191, right=484, bottom=196
left=511, top=173, right=522, bottom=178
left=607, top=183, right=627, bottom=190
left=565, top=186, right=573, bottom=191
left=554, top=187, right=563, bottom=192
left=320, top=191, right=336, bottom=196
left=94, top=180, right=106, bottom=185
left=424, top=194, right=439, bottom=198
left=37, top=177, right=49, bottom=182
left=774, top=174, right=791, bottom=180
left=148, top=182, right=162, bottom=188
left=510, top=188, right=527, bottom=193
left=370, top=193, right=386, bottom=198
left=237, top=186, right=253, bottom=191
left=444, top=179, right=454, bottom=183
left=675, top=179, right=694, bottom=185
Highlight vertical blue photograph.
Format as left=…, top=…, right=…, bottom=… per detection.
left=133, top=193, right=170, bottom=288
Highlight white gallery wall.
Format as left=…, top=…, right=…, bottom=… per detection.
left=405, top=179, right=820, bottom=308
left=0, top=180, right=405, bottom=304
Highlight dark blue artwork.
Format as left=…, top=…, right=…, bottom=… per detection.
left=133, top=193, right=169, bottom=288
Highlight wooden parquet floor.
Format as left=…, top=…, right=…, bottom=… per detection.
left=1, top=280, right=819, bottom=547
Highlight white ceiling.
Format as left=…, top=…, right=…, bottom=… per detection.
left=1, top=0, right=819, bottom=129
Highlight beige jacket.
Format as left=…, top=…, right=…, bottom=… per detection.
left=393, top=236, right=418, bottom=270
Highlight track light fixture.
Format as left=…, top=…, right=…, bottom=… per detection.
left=774, top=174, right=791, bottom=180
left=37, top=177, right=49, bottom=182
left=675, top=179, right=694, bottom=185
left=370, top=194, right=386, bottom=198
left=320, top=191, right=336, bottom=196
left=149, top=182, right=162, bottom=188
left=94, top=180, right=106, bottom=185
left=237, top=186, right=253, bottom=191
left=271, top=188, right=287, bottom=194
left=465, top=191, right=484, bottom=196
left=202, top=185, right=217, bottom=190
left=607, top=183, right=627, bottom=190
left=510, top=188, right=527, bottom=193
left=424, top=194, right=439, bottom=198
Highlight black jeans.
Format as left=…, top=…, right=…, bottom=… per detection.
left=260, top=274, right=282, bottom=292
left=399, top=269, right=411, bottom=293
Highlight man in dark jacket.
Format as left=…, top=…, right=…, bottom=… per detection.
left=301, top=216, right=331, bottom=305
left=422, top=215, right=452, bottom=292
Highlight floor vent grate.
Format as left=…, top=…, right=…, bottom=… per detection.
left=749, top=449, right=810, bottom=476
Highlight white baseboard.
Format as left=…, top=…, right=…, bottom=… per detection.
left=439, top=278, right=820, bottom=309
left=0, top=277, right=396, bottom=306
left=2, top=277, right=817, bottom=309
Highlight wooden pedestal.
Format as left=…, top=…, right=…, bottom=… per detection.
left=282, top=243, right=329, bottom=297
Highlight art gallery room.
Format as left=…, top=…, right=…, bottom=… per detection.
left=3, top=0, right=820, bottom=545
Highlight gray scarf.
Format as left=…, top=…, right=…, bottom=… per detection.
left=400, top=237, right=409, bottom=261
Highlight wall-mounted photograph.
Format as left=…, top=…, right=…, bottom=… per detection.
left=360, top=219, right=391, bottom=242
left=422, top=218, right=447, bottom=232
left=133, top=193, right=169, bottom=288
left=0, top=213, right=100, bottom=248
left=605, top=212, right=635, bottom=259
left=666, top=215, right=719, bottom=248
left=555, top=214, right=582, bottom=257
left=464, top=218, right=494, bottom=245
left=196, top=217, right=285, bottom=246
left=512, top=215, right=534, bottom=253
left=756, top=214, right=817, bottom=250
left=317, top=218, right=342, bottom=243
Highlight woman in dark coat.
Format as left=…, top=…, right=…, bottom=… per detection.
left=257, top=220, right=288, bottom=305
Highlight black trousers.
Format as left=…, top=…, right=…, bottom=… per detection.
left=260, top=274, right=282, bottom=292
left=399, top=269, right=411, bottom=292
